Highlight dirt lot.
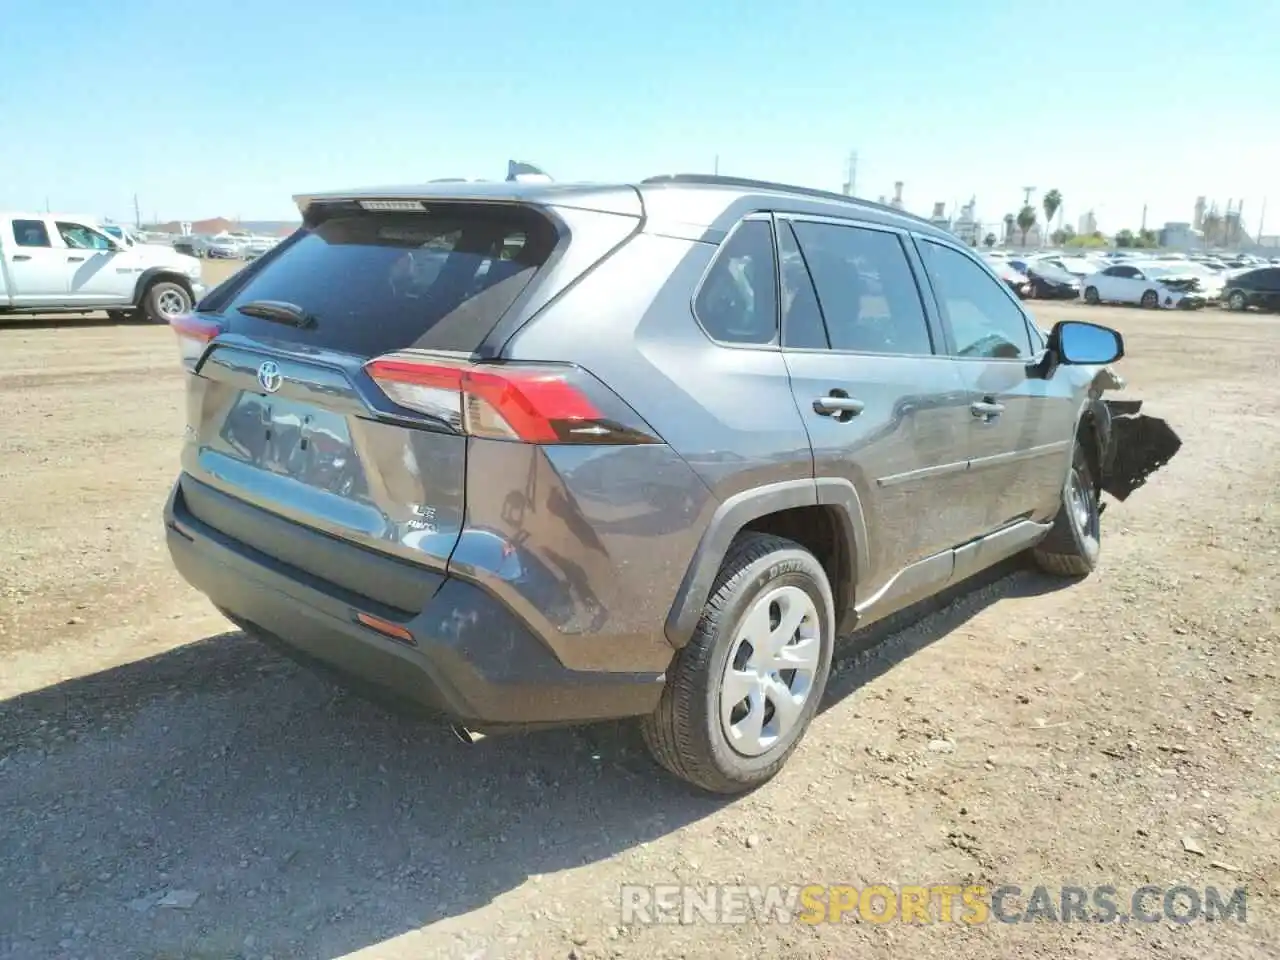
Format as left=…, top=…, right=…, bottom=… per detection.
left=0, top=274, right=1277, bottom=958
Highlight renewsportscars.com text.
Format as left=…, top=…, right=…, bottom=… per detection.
left=620, top=883, right=1248, bottom=925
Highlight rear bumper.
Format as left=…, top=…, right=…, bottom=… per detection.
left=164, top=480, right=665, bottom=728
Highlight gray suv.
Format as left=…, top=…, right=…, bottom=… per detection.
left=164, top=175, right=1168, bottom=793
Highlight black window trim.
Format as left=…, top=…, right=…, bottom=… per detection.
left=910, top=233, right=1040, bottom=363
left=774, top=212, right=944, bottom=360
left=773, top=215, right=830, bottom=351
left=689, top=212, right=782, bottom=351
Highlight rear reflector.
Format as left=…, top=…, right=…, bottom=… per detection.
left=170, top=314, right=223, bottom=370
left=364, top=354, right=659, bottom=445
left=354, top=611, right=416, bottom=645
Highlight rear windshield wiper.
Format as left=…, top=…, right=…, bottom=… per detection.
left=235, top=300, right=316, bottom=328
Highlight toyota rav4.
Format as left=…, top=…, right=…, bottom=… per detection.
left=163, top=175, right=1178, bottom=793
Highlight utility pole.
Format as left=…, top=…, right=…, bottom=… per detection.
left=713, top=154, right=719, bottom=175
left=1140, top=204, right=1147, bottom=232
left=1021, top=186, right=1035, bottom=207
left=44, top=196, right=50, bottom=213
left=1259, top=197, right=1267, bottom=243
left=133, top=193, right=142, bottom=228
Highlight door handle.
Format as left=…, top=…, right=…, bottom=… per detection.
left=970, top=399, right=1005, bottom=421
left=66, top=255, right=86, bottom=262
left=813, top=392, right=865, bottom=420
left=11, top=254, right=31, bottom=262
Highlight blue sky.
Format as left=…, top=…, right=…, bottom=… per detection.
left=2, top=0, right=1275, bottom=236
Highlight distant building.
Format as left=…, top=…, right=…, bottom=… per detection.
left=1077, top=210, right=1098, bottom=236
left=1159, top=222, right=1202, bottom=251
left=952, top=196, right=980, bottom=245
left=928, top=201, right=949, bottom=232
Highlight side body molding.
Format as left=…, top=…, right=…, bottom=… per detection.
left=664, top=477, right=869, bottom=648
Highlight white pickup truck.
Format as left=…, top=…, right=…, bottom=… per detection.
left=0, top=213, right=206, bottom=322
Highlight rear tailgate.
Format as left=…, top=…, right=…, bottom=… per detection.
left=174, top=197, right=638, bottom=611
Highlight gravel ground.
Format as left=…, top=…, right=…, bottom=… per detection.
left=0, top=287, right=1276, bottom=959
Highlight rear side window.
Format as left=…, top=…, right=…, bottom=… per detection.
left=694, top=219, right=778, bottom=345
left=790, top=221, right=934, bottom=356
left=218, top=206, right=557, bottom=357
left=12, top=219, right=50, bottom=247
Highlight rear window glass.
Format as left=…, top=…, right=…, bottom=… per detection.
left=219, top=206, right=557, bottom=357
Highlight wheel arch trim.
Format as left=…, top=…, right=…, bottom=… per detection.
left=663, top=477, right=868, bottom=649
left=132, top=267, right=194, bottom=307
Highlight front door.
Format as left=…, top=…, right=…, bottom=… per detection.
left=914, top=237, right=1077, bottom=531
left=55, top=221, right=134, bottom=305
left=4, top=218, right=69, bottom=305
left=777, top=215, right=980, bottom=604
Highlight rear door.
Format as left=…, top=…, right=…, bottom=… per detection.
left=177, top=203, right=561, bottom=599
left=914, top=237, right=1076, bottom=532
left=778, top=215, right=979, bottom=601
left=4, top=218, right=69, bottom=304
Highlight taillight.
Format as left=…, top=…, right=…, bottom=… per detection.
left=364, top=354, right=660, bottom=445
left=170, top=314, right=222, bottom=371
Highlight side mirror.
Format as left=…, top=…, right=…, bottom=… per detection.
left=1051, top=320, right=1124, bottom=365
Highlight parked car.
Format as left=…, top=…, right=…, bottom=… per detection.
left=99, top=223, right=139, bottom=247
left=1082, top=262, right=1207, bottom=309
left=241, top=235, right=280, bottom=260
left=206, top=234, right=244, bottom=259
left=1011, top=259, right=1081, bottom=300
left=983, top=256, right=1032, bottom=298
left=1039, top=256, right=1101, bottom=280
left=162, top=175, right=1175, bottom=793
left=1221, top=266, right=1280, bottom=311
left=0, top=212, right=204, bottom=322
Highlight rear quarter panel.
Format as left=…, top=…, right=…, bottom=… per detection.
left=456, top=437, right=711, bottom=673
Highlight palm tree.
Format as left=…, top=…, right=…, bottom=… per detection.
left=1042, top=189, right=1063, bottom=243
left=1003, top=213, right=1016, bottom=243
left=1016, top=205, right=1038, bottom=247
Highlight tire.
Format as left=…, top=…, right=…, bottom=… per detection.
left=1227, top=290, right=1246, bottom=311
left=1140, top=289, right=1159, bottom=309
left=641, top=532, right=835, bottom=794
left=142, top=280, right=192, bottom=324
left=1084, top=286, right=1100, bottom=305
left=1032, top=439, right=1101, bottom=577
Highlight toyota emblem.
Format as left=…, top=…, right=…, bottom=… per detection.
left=257, top=360, right=283, bottom=394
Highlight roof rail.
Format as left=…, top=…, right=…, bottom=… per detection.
left=641, top=173, right=933, bottom=226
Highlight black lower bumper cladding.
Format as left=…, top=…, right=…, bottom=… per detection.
left=1101, top=399, right=1182, bottom=501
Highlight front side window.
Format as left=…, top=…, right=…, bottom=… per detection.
left=56, top=222, right=113, bottom=250
left=694, top=219, right=778, bottom=345
left=919, top=240, right=1034, bottom=360
left=790, top=221, right=933, bottom=355
left=12, top=219, right=50, bottom=248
